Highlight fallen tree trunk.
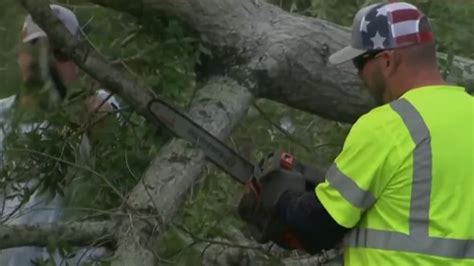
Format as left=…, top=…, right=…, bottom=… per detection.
left=112, top=77, right=253, bottom=266
left=0, top=221, right=116, bottom=249
left=90, top=0, right=372, bottom=123
left=91, top=0, right=474, bottom=123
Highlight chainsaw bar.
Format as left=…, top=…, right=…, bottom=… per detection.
left=147, top=98, right=255, bottom=184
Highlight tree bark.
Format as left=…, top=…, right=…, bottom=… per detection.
left=91, top=0, right=474, bottom=123
left=0, top=221, right=116, bottom=249
left=20, top=1, right=253, bottom=265
left=112, top=77, right=253, bottom=266
left=19, top=0, right=156, bottom=121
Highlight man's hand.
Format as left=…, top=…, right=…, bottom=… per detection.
left=258, top=168, right=307, bottom=209
left=238, top=153, right=306, bottom=249
left=238, top=181, right=305, bottom=250
left=238, top=151, right=322, bottom=249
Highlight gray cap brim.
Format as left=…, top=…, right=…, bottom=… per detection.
left=22, top=31, right=47, bottom=43
left=328, top=46, right=366, bottom=65
left=21, top=15, right=48, bottom=43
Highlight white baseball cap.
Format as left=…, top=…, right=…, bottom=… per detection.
left=21, top=4, right=80, bottom=43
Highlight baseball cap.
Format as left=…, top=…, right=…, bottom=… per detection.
left=329, top=1, right=434, bottom=65
left=21, top=4, right=80, bottom=43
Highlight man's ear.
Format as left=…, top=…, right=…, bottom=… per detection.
left=382, top=50, right=399, bottom=77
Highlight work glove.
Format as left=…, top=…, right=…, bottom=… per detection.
left=237, top=151, right=325, bottom=250
left=238, top=171, right=305, bottom=249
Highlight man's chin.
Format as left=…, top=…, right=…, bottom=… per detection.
left=23, top=76, right=45, bottom=89
left=367, top=90, right=386, bottom=105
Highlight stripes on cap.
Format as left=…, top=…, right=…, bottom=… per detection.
left=358, top=2, right=433, bottom=50
left=385, top=2, right=434, bottom=46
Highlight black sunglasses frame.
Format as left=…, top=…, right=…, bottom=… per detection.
left=352, top=50, right=384, bottom=71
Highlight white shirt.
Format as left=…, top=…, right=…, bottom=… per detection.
left=0, top=90, right=118, bottom=265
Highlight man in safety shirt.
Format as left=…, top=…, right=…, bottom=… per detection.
left=238, top=2, right=474, bottom=265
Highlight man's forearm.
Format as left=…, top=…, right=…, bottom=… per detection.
left=276, top=190, right=349, bottom=254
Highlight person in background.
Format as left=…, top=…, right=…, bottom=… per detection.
left=0, top=5, right=119, bottom=265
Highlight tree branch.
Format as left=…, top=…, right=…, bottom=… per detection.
left=0, top=221, right=117, bottom=249
left=19, top=2, right=254, bottom=265
left=91, top=0, right=474, bottom=122
left=112, top=77, right=253, bottom=266
left=19, top=0, right=156, bottom=121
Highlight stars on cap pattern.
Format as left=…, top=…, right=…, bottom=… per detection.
left=361, top=19, right=370, bottom=33
left=371, top=32, right=386, bottom=49
left=375, top=6, right=390, bottom=17
left=360, top=4, right=393, bottom=50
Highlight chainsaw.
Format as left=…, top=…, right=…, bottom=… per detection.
left=147, top=98, right=325, bottom=249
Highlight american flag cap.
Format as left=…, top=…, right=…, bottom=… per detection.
left=329, top=1, right=434, bottom=65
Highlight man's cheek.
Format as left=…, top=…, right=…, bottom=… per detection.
left=18, top=53, right=43, bottom=86
left=361, top=77, right=371, bottom=92
left=18, top=53, right=34, bottom=78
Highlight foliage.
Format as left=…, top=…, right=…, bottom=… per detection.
left=0, top=0, right=472, bottom=265
left=268, top=0, right=474, bottom=59
left=0, top=0, right=198, bottom=263
left=0, top=0, right=26, bottom=98
left=269, top=0, right=474, bottom=90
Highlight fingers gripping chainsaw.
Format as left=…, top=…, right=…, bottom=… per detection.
left=147, top=99, right=324, bottom=249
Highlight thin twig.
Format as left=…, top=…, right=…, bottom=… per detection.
left=91, top=92, right=114, bottom=115
left=110, top=43, right=160, bottom=65
left=65, top=206, right=123, bottom=221
left=252, top=101, right=313, bottom=153
left=200, top=242, right=213, bottom=265
left=76, top=107, right=130, bottom=135
left=124, top=151, right=164, bottom=231
left=0, top=182, right=41, bottom=223
left=74, top=233, right=114, bottom=266
left=0, top=183, right=7, bottom=221
left=78, top=22, right=107, bottom=60
left=174, top=223, right=262, bottom=251
left=8, top=148, right=126, bottom=203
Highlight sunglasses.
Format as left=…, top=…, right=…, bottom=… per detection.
left=352, top=50, right=384, bottom=71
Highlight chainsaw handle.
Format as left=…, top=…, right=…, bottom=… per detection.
left=244, top=150, right=320, bottom=251
left=251, top=150, right=325, bottom=198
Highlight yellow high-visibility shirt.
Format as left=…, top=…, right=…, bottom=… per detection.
left=316, top=85, right=474, bottom=266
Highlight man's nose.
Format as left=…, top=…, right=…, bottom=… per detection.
left=18, top=52, right=34, bottom=78
left=18, top=51, right=44, bottom=86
